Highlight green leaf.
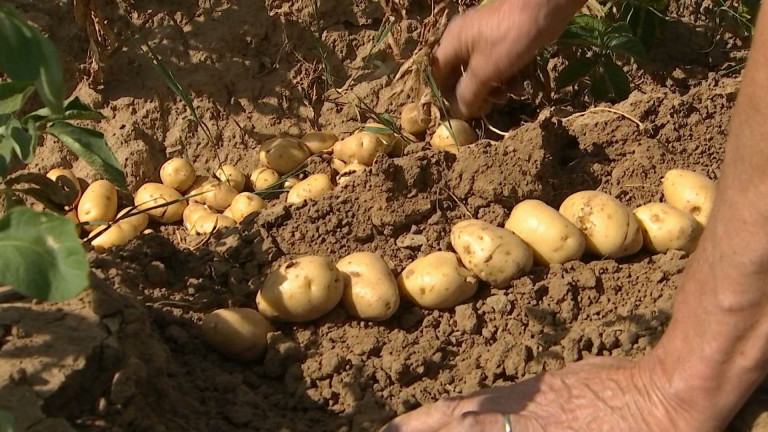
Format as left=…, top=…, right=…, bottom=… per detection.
left=571, top=14, right=610, bottom=33
left=0, top=134, right=13, bottom=178
left=559, top=26, right=602, bottom=47
left=0, top=409, right=14, bottom=432
left=23, top=97, right=105, bottom=124
left=365, top=126, right=394, bottom=134
left=46, top=121, right=126, bottom=189
left=603, top=59, right=632, bottom=101
left=604, top=33, right=647, bottom=60
left=589, top=70, right=610, bottom=101
left=5, top=172, right=78, bottom=208
left=0, top=81, right=34, bottom=114
left=0, top=207, right=89, bottom=302
left=555, top=57, right=598, bottom=89
left=0, top=5, right=43, bottom=82
left=4, top=118, right=34, bottom=163
left=34, top=33, right=64, bottom=114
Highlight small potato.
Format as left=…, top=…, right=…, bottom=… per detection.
left=46, top=168, right=81, bottom=208
left=337, top=163, right=366, bottom=185
left=401, top=103, right=431, bottom=135
left=559, top=191, right=643, bottom=258
left=228, top=192, right=266, bottom=223
left=202, top=181, right=238, bottom=211
left=89, top=209, right=149, bottom=252
left=286, top=174, right=332, bottom=204
left=337, top=252, right=400, bottom=321
left=430, top=119, right=477, bottom=153
left=504, top=200, right=585, bottom=265
left=183, top=203, right=216, bottom=232
left=364, top=123, right=405, bottom=156
left=65, top=210, right=81, bottom=236
left=191, top=213, right=237, bottom=235
left=259, top=137, right=311, bottom=174
left=78, top=180, right=118, bottom=231
left=451, top=220, right=533, bottom=287
left=160, top=158, right=196, bottom=192
left=201, top=308, right=274, bottom=361
left=662, top=169, right=716, bottom=226
left=223, top=208, right=234, bottom=219
left=134, top=182, right=187, bottom=224
left=397, top=252, right=478, bottom=309
left=284, top=176, right=300, bottom=189
left=215, top=164, right=246, bottom=192
left=256, top=256, right=344, bottom=322
left=185, top=175, right=212, bottom=202
left=330, top=157, right=347, bottom=172
left=333, top=131, right=390, bottom=166
left=302, top=131, right=339, bottom=154
left=634, top=203, right=702, bottom=254
left=250, top=167, right=280, bottom=191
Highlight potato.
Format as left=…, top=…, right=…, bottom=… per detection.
left=330, top=157, right=347, bottom=172
left=191, top=213, right=237, bottom=235
left=201, top=308, right=274, bottom=361
left=78, top=180, right=118, bottom=231
left=559, top=191, right=643, bottom=258
left=250, top=167, right=280, bottom=191
left=634, top=203, right=702, bottom=254
left=134, top=182, right=187, bottom=224
left=215, top=164, right=246, bottom=192
left=186, top=175, right=216, bottom=204
left=46, top=168, right=81, bottom=208
left=183, top=203, right=216, bottom=232
left=65, top=209, right=81, bottom=236
left=256, top=256, right=344, bottom=322
left=202, top=181, right=238, bottom=211
left=337, top=163, right=366, bottom=185
left=160, top=158, right=196, bottom=192
left=401, top=103, right=431, bottom=135
left=227, top=192, right=266, bottom=222
left=397, top=252, right=478, bottom=309
left=662, top=169, right=716, bottom=226
left=450, top=219, right=533, bottom=287
left=430, top=119, right=477, bottom=153
left=364, top=123, right=405, bottom=155
left=302, top=131, right=339, bottom=154
left=223, top=207, right=234, bottom=219
left=333, top=131, right=390, bottom=166
left=286, top=174, right=332, bottom=204
left=259, top=137, right=311, bottom=174
left=89, top=209, right=149, bottom=252
left=504, top=200, right=585, bottom=265
left=337, top=252, right=400, bottom=321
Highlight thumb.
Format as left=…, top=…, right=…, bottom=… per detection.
left=452, top=64, right=497, bottom=119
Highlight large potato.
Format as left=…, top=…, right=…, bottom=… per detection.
left=134, top=182, right=187, bottom=223
left=78, top=180, right=118, bottom=231
left=504, top=199, right=585, bottom=265
left=89, top=209, right=149, bottom=252
left=46, top=168, right=81, bottom=208
left=215, top=165, right=246, bottom=192
left=333, top=131, right=390, bottom=166
left=634, top=203, right=701, bottom=254
left=256, top=256, right=344, bottom=322
left=662, top=169, right=716, bottom=226
left=401, top=103, right=431, bottom=135
left=191, top=213, right=237, bottom=235
left=559, top=191, right=643, bottom=258
left=203, top=181, right=238, bottom=211
left=250, top=167, right=280, bottom=191
left=450, top=219, right=533, bottom=287
left=160, top=158, right=196, bottom=192
left=302, top=131, right=338, bottom=154
left=430, top=119, right=477, bottom=153
left=227, top=192, right=266, bottom=223
left=201, top=308, right=274, bottom=361
left=397, top=252, right=478, bottom=309
left=183, top=203, right=216, bottom=232
left=286, top=174, right=332, bottom=204
left=337, top=252, right=400, bottom=321
left=259, top=137, right=311, bottom=174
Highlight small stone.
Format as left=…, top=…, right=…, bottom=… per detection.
left=454, top=304, right=480, bottom=334
left=146, top=261, right=166, bottom=286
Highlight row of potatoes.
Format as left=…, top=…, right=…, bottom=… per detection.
left=201, top=168, right=716, bottom=361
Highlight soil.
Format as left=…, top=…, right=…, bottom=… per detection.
left=2, top=0, right=766, bottom=431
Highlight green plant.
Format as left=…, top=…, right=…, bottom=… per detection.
left=556, top=14, right=647, bottom=102
left=716, top=0, right=761, bottom=37
left=0, top=4, right=125, bottom=301
left=0, top=409, right=13, bottom=432
left=613, top=0, right=668, bottom=50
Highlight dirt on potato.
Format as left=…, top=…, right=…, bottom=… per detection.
left=2, top=0, right=767, bottom=432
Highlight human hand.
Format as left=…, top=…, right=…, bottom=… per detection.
left=432, top=0, right=584, bottom=118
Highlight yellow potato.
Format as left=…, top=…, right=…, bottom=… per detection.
left=337, top=252, right=400, bottom=321
left=634, top=203, right=702, bottom=254
left=223, top=207, right=234, bottom=219
left=259, top=137, right=311, bottom=174
left=202, top=181, right=239, bottom=211
left=191, top=213, right=237, bottom=235
left=201, top=308, right=274, bottom=361
left=286, top=174, right=333, bottom=204
left=559, top=191, right=643, bottom=258
left=46, top=168, right=81, bottom=208
left=186, top=175, right=214, bottom=203
left=337, top=163, right=366, bottom=185
left=160, top=158, right=196, bottom=192
left=215, top=164, right=246, bottom=192
left=250, top=167, right=280, bottom=191
left=65, top=209, right=81, bottom=236
left=256, top=256, right=344, bottom=322
left=401, top=103, right=431, bottom=135
left=397, top=252, right=478, bottom=309
left=430, top=120, right=477, bottom=153
left=183, top=203, right=216, bottom=232
left=662, top=169, right=716, bottom=226
left=78, top=180, right=118, bottom=231
left=284, top=176, right=300, bottom=189
left=134, top=182, right=187, bottom=224
left=302, top=131, right=339, bottom=154
left=363, top=122, right=405, bottom=156
left=333, top=131, right=390, bottom=166
left=330, top=157, right=347, bottom=172
left=450, top=219, right=533, bottom=287
left=227, top=192, right=266, bottom=222
left=504, top=199, right=585, bottom=265
left=89, top=209, right=149, bottom=252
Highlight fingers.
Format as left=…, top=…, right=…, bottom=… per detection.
left=380, top=398, right=463, bottom=432
left=436, top=411, right=507, bottom=432
left=453, top=64, right=497, bottom=118
left=433, top=14, right=472, bottom=92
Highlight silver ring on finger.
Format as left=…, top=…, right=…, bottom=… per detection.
left=502, top=413, right=513, bottom=432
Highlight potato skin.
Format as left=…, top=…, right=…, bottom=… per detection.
left=191, top=213, right=237, bottom=235
left=333, top=132, right=390, bottom=166
left=202, top=181, right=239, bottom=211
left=286, top=174, right=333, bottom=204
left=256, top=256, right=344, bottom=322
left=337, top=252, right=400, bottom=321
left=259, top=137, right=311, bottom=174
left=46, top=168, right=81, bottom=208
left=302, top=131, right=339, bottom=154
left=504, top=199, right=585, bottom=265
left=662, top=169, right=716, bottom=226
left=160, top=158, right=196, bottom=192
left=401, top=103, right=430, bottom=135
left=430, top=120, right=477, bottom=153
left=215, top=165, right=246, bottom=192
left=201, top=308, right=274, bottom=361
left=78, top=180, right=118, bottom=230
left=559, top=191, right=643, bottom=258
left=250, top=168, right=280, bottom=191
left=451, top=219, right=533, bottom=287
left=634, top=203, right=701, bottom=254
left=134, top=182, right=187, bottom=224
left=89, top=209, right=149, bottom=252
left=183, top=203, right=216, bottom=232
left=228, top=192, right=266, bottom=222
left=397, top=252, right=478, bottom=309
